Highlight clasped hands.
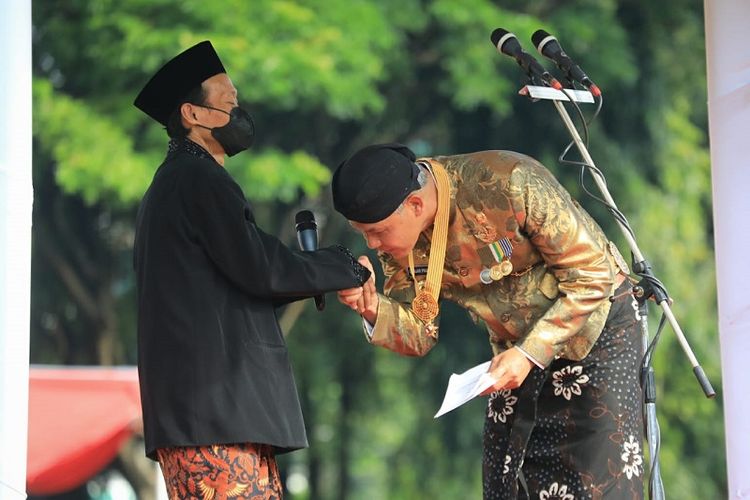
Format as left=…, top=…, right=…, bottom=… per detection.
left=337, top=255, right=534, bottom=395
left=337, top=256, right=379, bottom=324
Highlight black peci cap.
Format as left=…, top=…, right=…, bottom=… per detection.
left=332, top=143, right=422, bottom=224
left=134, top=41, right=226, bottom=126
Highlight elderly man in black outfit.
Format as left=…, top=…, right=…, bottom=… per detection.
left=133, top=41, right=369, bottom=499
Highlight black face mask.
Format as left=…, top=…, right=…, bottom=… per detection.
left=194, top=105, right=255, bottom=157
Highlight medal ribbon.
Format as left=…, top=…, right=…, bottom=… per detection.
left=408, top=161, right=451, bottom=324
left=489, top=238, right=513, bottom=262
left=478, top=237, right=514, bottom=284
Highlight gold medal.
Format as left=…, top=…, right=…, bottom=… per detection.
left=480, top=268, right=494, bottom=284
left=489, top=264, right=504, bottom=281
left=499, top=259, right=513, bottom=276
left=412, top=290, right=439, bottom=323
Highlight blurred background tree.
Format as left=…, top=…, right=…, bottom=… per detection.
left=30, top=0, right=722, bottom=498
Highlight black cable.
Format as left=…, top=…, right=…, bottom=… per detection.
left=559, top=87, right=590, bottom=147
left=643, top=313, right=668, bottom=372
left=648, top=417, right=662, bottom=500
left=643, top=312, right=667, bottom=500
left=556, top=92, right=637, bottom=241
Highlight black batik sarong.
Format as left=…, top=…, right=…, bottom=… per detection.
left=483, top=280, right=645, bottom=499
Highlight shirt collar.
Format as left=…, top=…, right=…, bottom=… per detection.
left=166, top=137, right=215, bottom=162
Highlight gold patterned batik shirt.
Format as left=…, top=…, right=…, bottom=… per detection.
left=368, top=150, right=628, bottom=367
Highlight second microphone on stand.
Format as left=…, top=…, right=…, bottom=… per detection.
left=531, top=29, right=601, bottom=97
left=295, top=210, right=325, bottom=311
left=490, top=28, right=562, bottom=90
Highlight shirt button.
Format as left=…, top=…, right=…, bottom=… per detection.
left=500, top=313, right=511, bottom=322
left=458, top=267, right=469, bottom=277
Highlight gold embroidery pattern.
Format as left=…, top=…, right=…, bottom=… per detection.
left=369, top=151, right=617, bottom=366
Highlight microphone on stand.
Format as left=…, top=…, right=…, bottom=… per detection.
left=490, top=28, right=562, bottom=90
left=295, top=210, right=325, bottom=311
left=531, top=29, right=601, bottom=97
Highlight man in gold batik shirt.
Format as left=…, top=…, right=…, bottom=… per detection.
left=333, top=144, right=644, bottom=500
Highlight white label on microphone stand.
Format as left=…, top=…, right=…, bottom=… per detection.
left=520, top=85, right=595, bottom=103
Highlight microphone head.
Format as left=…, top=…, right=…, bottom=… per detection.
left=531, top=29, right=553, bottom=49
left=490, top=28, right=521, bottom=57
left=490, top=28, right=509, bottom=47
left=295, top=210, right=317, bottom=231
left=532, top=29, right=563, bottom=59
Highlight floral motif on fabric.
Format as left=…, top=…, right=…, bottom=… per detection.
left=552, top=365, right=590, bottom=400
left=631, top=296, right=642, bottom=321
left=487, top=389, right=518, bottom=423
left=539, top=481, right=574, bottom=500
left=621, top=435, right=643, bottom=480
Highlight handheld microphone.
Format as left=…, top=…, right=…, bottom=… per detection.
left=531, top=29, right=601, bottom=97
left=490, top=28, right=562, bottom=90
left=295, top=210, right=325, bottom=311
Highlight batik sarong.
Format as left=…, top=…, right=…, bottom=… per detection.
left=483, top=280, right=645, bottom=499
left=157, top=442, right=283, bottom=500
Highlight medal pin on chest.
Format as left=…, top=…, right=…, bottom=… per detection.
left=474, top=213, right=497, bottom=243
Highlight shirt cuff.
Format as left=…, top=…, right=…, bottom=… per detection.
left=362, top=318, right=375, bottom=339
left=514, top=345, right=545, bottom=369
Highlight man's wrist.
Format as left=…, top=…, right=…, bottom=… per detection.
left=362, top=309, right=378, bottom=325
left=513, top=345, right=545, bottom=369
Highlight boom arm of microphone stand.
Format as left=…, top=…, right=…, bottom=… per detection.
left=523, top=85, right=715, bottom=399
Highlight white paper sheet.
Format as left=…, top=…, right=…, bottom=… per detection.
left=434, top=361, right=496, bottom=418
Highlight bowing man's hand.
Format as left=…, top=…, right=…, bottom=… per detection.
left=337, top=256, right=379, bottom=324
left=479, top=347, right=534, bottom=396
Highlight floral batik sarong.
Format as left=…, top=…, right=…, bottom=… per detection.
left=157, top=442, right=283, bottom=500
left=483, top=280, right=645, bottom=499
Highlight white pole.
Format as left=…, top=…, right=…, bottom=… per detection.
left=704, top=1, right=750, bottom=498
left=155, top=463, right=168, bottom=500
left=0, top=1, right=32, bottom=499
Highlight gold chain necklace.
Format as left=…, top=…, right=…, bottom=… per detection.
left=408, top=161, right=450, bottom=324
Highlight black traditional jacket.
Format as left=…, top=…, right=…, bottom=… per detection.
left=134, top=139, right=367, bottom=459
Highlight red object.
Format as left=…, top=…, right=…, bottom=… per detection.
left=26, top=366, right=142, bottom=495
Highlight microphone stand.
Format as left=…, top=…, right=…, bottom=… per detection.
left=519, top=85, right=715, bottom=500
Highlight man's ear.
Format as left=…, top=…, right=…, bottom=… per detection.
left=180, top=102, right=200, bottom=127
left=405, top=194, right=425, bottom=216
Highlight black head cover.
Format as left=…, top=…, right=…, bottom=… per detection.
left=134, top=41, right=226, bottom=126
left=332, top=143, right=421, bottom=224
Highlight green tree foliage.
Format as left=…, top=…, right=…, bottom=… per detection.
left=31, top=0, right=722, bottom=498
